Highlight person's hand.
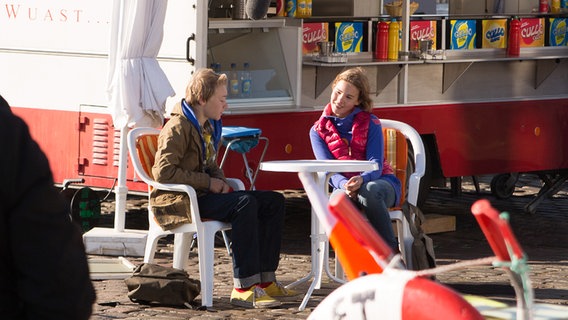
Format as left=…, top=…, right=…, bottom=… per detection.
left=210, top=177, right=230, bottom=193
left=344, top=175, right=363, bottom=198
left=221, top=181, right=230, bottom=193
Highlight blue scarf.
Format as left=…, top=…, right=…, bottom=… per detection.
left=180, top=99, right=222, bottom=161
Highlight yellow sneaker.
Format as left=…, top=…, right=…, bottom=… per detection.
left=263, top=281, right=301, bottom=298
left=230, top=286, right=281, bottom=309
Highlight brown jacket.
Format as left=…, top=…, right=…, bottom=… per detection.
left=149, top=101, right=226, bottom=229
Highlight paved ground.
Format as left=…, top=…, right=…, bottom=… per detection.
left=89, top=174, right=568, bottom=319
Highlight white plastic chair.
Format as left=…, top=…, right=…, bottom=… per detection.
left=328, top=119, right=426, bottom=274
left=381, top=119, right=427, bottom=269
left=127, top=127, right=245, bottom=307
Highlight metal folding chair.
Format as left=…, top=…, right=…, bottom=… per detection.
left=219, top=126, right=269, bottom=190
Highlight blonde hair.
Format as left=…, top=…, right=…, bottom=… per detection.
left=185, top=68, right=228, bottom=106
left=332, top=67, right=373, bottom=112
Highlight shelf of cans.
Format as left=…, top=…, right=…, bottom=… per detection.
left=301, top=14, right=568, bottom=57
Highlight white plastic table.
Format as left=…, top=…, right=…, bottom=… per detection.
left=259, top=159, right=378, bottom=311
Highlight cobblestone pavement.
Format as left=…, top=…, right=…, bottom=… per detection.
left=90, top=174, right=568, bottom=319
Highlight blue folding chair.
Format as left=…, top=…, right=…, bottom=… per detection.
left=219, top=126, right=269, bottom=190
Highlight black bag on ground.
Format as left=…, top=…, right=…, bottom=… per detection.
left=402, top=201, right=437, bottom=271
left=125, top=263, right=201, bottom=307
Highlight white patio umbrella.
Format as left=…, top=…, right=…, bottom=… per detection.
left=107, top=0, right=174, bottom=232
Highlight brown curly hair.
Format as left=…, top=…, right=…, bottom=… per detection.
left=185, top=68, right=228, bottom=106
left=332, top=67, right=372, bottom=112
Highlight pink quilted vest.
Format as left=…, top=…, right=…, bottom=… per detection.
left=314, top=105, right=393, bottom=178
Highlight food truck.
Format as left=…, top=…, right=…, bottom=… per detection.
left=2, top=0, right=567, bottom=209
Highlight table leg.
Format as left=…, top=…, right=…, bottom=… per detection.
left=285, top=222, right=317, bottom=289
left=323, top=240, right=347, bottom=284
left=335, top=254, right=345, bottom=280
left=295, top=171, right=350, bottom=311
left=295, top=204, right=325, bottom=311
left=286, top=268, right=314, bottom=289
left=298, top=276, right=317, bottom=311
left=313, top=210, right=325, bottom=289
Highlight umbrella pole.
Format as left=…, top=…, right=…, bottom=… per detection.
left=82, top=126, right=146, bottom=257
left=114, top=125, right=128, bottom=232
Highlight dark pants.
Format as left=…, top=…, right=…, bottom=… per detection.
left=331, top=179, right=398, bottom=252
left=197, top=190, right=285, bottom=288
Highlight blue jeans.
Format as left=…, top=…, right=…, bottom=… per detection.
left=197, top=190, right=285, bottom=288
left=331, top=179, right=398, bottom=251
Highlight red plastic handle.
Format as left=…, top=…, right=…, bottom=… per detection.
left=471, top=199, right=524, bottom=261
left=329, top=193, right=394, bottom=264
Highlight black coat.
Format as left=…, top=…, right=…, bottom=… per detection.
left=0, top=95, right=96, bottom=319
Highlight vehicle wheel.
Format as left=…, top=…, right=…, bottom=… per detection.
left=490, top=173, right=516, bottom=199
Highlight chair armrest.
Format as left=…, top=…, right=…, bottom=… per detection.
left=149, top=179, right=243, bottom=222
left=150, top=179, right=244, bottom=197
left=227, top=178, right=245, bottom=191
left=148, top=181, right=199, bottom=200
left=147, top=181, right=203, bottom=222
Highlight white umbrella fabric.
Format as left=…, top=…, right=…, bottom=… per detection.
left=108, top=0, right=173, bottom=128
left=107, top=0, right=174, bottom=232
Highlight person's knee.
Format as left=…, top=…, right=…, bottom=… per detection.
left=268, top=192, right=286, bottom=218
left=330, top=188, right=345, bottom=199
left=258, top=191, right=283, bottom=208
left=235, top=193, right=259, bottom=216
left=360, top=181, right=396, bottom=208
left=272, top=192, right=285, bottom=207
left=363, top=181, right=391, bottom=197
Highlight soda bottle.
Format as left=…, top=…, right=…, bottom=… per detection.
left=507, top=17, right=520, bottom=57
left=387, top=19, right=399, bottom=61
left=276, top=0, right=285, bottom=16
left=229, top=63, right=240, bottom=98
left=240, top=62, right=252, bottom=98
left=551, top=0, right=560, bottom=12
left=210, top=63, right=221, bottom=74
left=305, top=0, right=312, bottom=17
left=375, top=20, right=389, bottom=60
left=398, top=21, right=403, bottom=52
left=540, top=0, right=549, bottom=13
left=297, top=0, right=306, bottom=18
